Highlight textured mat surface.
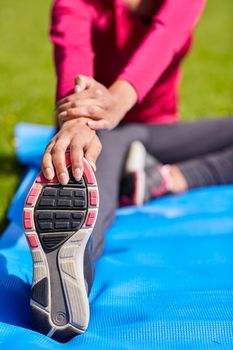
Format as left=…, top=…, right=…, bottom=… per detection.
left=0, top=123, right=233, bottom=349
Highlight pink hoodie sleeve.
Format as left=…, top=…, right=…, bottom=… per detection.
left=117, top=0, right=206, bottom=102
left=50, top=0, right=94, bottom=101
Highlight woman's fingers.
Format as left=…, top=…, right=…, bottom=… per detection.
left=42, top=140, right=56, bottom=179
left=50, top=136, right=70, bottom=185
left=59, top=105, right=103, bottom=121
left=57, top=80, right=103, bottom=110
left=70, top=141, right=84, bottom=181
left=84, top=135, right=102, bottom=171
left=42, top=119, right=99, bottom=186
left=57, top=100, right=104, bottom=120
left=56, top=91, right=91, bottom=109
left=56, top=79, right=94, bottom=108
left=57, top=98, right=100, bottom=115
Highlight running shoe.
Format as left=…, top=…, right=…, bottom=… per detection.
left=120, top=141, right=169, bottom=206
left=23, top=151, right=99, bottom=342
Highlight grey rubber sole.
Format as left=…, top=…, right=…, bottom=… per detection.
left=23, top=156, right=99, bottom=342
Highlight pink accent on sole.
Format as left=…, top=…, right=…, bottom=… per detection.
left=85, top=212, right=97, bottom=227
left=89, top=190, right=98, bottom=206
left=26, top=187, right=40, bottom=205
left=23, top=210, right=33, bottom=229
left=26, top=234, right=39, bottom=248
left=36, top=174, right=59, bottom=184
left=83, top=161, right=95, bottom=185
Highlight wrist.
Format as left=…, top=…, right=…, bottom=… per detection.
left=109, top=80, right=138, bottom=115
left=61, top=118, right=96, bottom=133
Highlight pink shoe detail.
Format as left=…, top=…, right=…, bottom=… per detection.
left=26, top=234, right=39, bottom=248
left=83, top=161, right=95, bottom=184
left=89, top=190, right=98, bottom=206
left=151, top=165, right=169, bottom=197
left=36, top=173, right=59, bottom=184
left=85, top=211, right=97, bottom=227
left=119, top=195, right=134, bottom=207
left=26, top=187, right=40, bottom=205
left=23, top=210, right=33, bottom=229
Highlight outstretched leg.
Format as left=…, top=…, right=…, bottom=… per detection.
left=119, top=117, right=233, bottom=204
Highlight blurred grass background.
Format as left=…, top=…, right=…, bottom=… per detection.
left=0, top=0, right=232, bottom=230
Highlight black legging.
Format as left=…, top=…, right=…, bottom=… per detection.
left=92, top=117, right=233, bottom=260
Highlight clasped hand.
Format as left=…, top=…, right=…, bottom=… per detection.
left=41, top=75, right=136, bottom=184
left=56, top=75, right=125, bottom=130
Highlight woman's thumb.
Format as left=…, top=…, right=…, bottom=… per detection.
left=75, top=75, right=93, bottom=93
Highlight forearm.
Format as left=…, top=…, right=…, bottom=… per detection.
left=117, top=0, right=206, bottom=102
left=108, top=80, right=138, bottom=123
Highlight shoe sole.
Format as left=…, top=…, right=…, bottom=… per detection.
left=125, top=141, right=146, bottom=206
left=23, top=153, right=99, bottom=342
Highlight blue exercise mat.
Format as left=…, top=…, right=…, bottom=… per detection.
left=0, top=122, right=233, bottom=349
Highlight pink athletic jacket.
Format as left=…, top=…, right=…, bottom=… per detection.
left=50, top=0, right=206, bottom=124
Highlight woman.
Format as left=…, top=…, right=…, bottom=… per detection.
left=24, top=0, right=233, bottom=342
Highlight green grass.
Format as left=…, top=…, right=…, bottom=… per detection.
left=0, top=0, right=232, bottom=230
left=180, top=0, right=233, bottom=118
